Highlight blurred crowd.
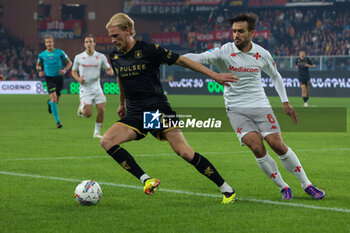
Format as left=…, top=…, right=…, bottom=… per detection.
left=0, top=24, right=39, bottom=80
left=160, top=7, right=350, bottom=57
left=1, top=6, right=350, bottom=80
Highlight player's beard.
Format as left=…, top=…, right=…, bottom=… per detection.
left=235, top=39, right=249, bottom=51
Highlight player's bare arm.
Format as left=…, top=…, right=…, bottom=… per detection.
left=71, top=70, right=85, bottom=84
left=106, top=67, right=114, bottom=76
left=116, top=76, right=126, bottom=118
left=59, top=58, right=72, bottom=75
left=36, top=61, right=45, bottom=77
left=283, top=102, right=298, bottom=124
left=175, top=56, right=239, bottom=86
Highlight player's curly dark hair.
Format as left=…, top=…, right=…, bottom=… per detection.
left=229, top=13, right=258, bottom=31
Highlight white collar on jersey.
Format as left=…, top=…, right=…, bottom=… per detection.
left=84, top=51, right=96, bottom=57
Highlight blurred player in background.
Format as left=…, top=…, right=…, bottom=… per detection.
left=36, top=34, right=72, bottom=128
left=71, top=34, right=114, bottom=138
left=101, top=13, right=239, bottom=203
left=184, top=13, right=325, bottom=200
left=296, top=50, right=316, bottom=107
left=0, top=73, right=5, bottom=81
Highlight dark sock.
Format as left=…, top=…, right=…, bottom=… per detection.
left=303, top=97, right=308, bottom=103
left=107, top=145, right=145, bottom=179
left=190, top=152, right=225, bottom=187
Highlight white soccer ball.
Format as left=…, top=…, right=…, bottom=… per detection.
left=74, top=180, right=102, bottom=205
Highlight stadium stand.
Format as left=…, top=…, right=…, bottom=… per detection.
left=158, top=7, right=350, bottom=56
left=0, top=4, right=349, bottom=80
left=0, top=24, right=39, bottom=80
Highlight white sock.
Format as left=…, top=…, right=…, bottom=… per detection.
left=94, top=122, right=103, bottom=135
left=140, top=174, right=151, bottom=184
left=279, top=147, right=311, bottom=189
left=219, top=182, right=234, bottom=194
left=256, top=153, right=289, bottom=190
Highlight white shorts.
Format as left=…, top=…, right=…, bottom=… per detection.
left=80, top=87, right=106, bottom=106
left=226, top=107, right=281, bottom=145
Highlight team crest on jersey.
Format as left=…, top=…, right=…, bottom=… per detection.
left=113, top=54, right=119, bottom=60
left=135, top=50, right=142, bottom=59
left=253, top=52, right=261, bottom=60
left=155, top=44, right=159, bottom=50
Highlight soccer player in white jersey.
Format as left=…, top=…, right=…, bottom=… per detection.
left=72, top=34, right=114, bottom=138
left=184, top=13, right=325, bottom=200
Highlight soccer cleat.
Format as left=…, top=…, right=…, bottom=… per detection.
left=47, top=100, right=52, bottom=114
left=143, top=178, right=160, bottom=195
left=281, top=186, right=293, bottom=200
left=222, top=192, right=236, bottom=204
left=304, top=102, right=308, bottom=107
left=77, top=103, right=83, bottom=117
left=93, top=133, right=103, bottom=139
left=304, top=185, right=325, bottom=199
left=57, top=122, right=63, bottom=128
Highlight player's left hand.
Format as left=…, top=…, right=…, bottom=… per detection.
left=117, top=105, right=126, bottom=118
left=213, top=73, right=239, bottom=87
left=283, top=102, right=298, bottom=124
left=59, top=69, right=67, bottom=75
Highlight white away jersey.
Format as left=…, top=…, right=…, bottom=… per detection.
left=72, top=51, right=111, bottom=89
left=184, top=42, right=288, bottom=108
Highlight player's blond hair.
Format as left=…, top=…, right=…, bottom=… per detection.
left=44, top=34, right=54, bottom=41
left=105, top=13, right=136, bottom=37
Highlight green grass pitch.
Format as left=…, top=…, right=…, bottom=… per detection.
left=0, top=94, right=349, bottom=233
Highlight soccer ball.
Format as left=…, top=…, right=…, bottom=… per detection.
left=74, top=180, right=102, bottom=205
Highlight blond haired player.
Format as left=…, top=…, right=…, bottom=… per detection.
left=100, top=13, right=239, bottom=203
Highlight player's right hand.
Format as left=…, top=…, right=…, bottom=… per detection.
left=117, top=105, right=126, bottom=118
left=38, top=71, right=45, bottom=77
left=283, top=102, right=298, bottom=124
left=79, top=76, right=85, bottom=84
left=213, top=73, right=239, bottom=86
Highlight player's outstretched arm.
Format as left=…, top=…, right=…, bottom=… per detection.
left=283, top=102, right=298, bottom=124
left=175, top=56, right=239, bottom=86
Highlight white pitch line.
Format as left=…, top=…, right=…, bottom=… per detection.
left=1, top=170, right=349, bottom=214
left=0, top=152, right=247, bottom=162
left=1, top=148, right=350, bottom=162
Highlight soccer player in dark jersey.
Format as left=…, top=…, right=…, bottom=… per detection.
left=101, top=13, right=239, bottom=204
left=295, top=51, right=316, bottom=107
left=36, top=35, right=72, bottom=128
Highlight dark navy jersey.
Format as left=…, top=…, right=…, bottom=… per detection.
left=109, top=41, right=180, bottom=113
left=296, top=57, right=314, bottom=77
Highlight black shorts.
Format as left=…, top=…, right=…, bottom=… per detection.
left=298, top=75, right=310, bottom=85
left=117, top=105, right=180, bottom=141
left=45, top=76, right=64, bottom=95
